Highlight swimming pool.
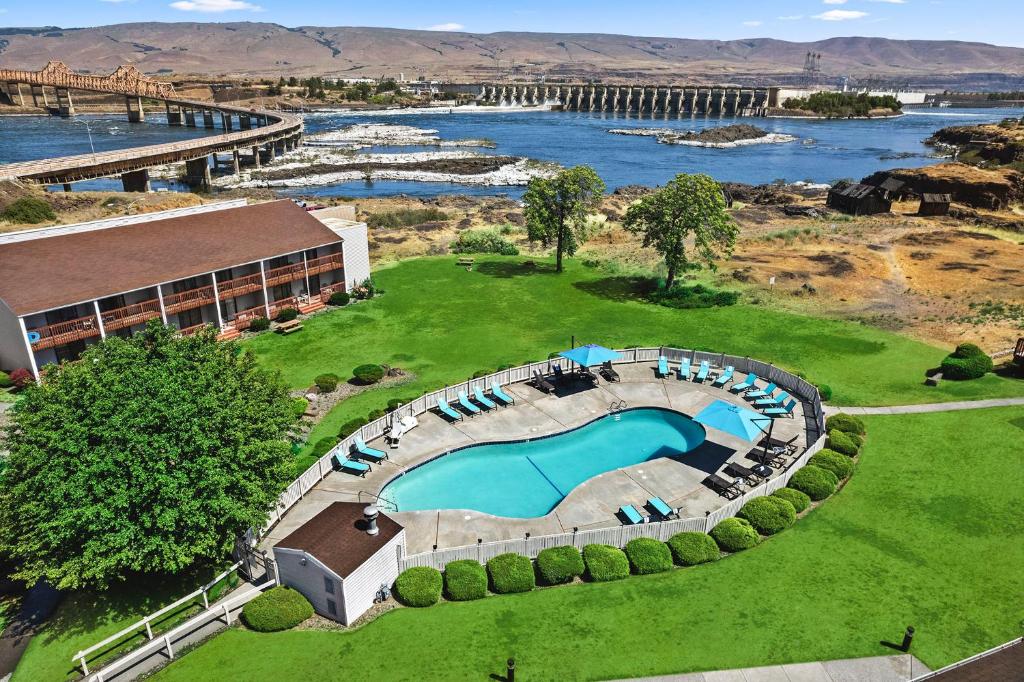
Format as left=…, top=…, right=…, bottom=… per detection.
left=379, top=407, right=706, bottom=518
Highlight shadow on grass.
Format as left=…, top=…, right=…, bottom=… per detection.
left=572, top=276, right=657, bottom=303
left=474, top=261, right=559, bottom=279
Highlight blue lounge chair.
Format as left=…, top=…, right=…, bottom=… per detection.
left=458, top=390, right=481, bottom=416
left=647, top=497, right=676, bottom=519
left=353, top=436, right=387, bottom=462
left=745, top=382, right=777, bottom=400
left=755, top=391, right=790, bottom=408
left=334, top=455, right=370, bottom=477
left=436, top=396, right=463, bottom=421
left=694, top=360, right=710, bottom=382
left=657, top=356, right=669, bottom=377
left=730, top=374, right=758, bottom=393
left=473, top=386, right=496, bottom=410
left=620, top=505, right=644, bottom=525
left=677, top=357, right=691, bottom=381
left=712, top=366, right=735, bottom=387
left=490, top=381, right=515, bottom=406
left=764, top=398, right=798, bottom=418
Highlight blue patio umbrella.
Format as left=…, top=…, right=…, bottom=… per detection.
left=693, top=399, right=772, bottom=443
left=558, top=344, right=623, bottom=368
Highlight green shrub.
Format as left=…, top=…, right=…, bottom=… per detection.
left=940, top=343, right=993, bottom=380
left=395, top=566, right=442, bottom=607
left=825, top=413, right=866, bottom=435
left=386, top=397, right=415, bottom=412
left=810, top=448, right=855, bottom=479
left=328, top=291, right=350, bottom=306
left=314, top=373, right=340, bottom=392
left=451, top=229, right=520, bottom=256
left=1, top=197, right=55, bottom=224
left=367, top=408, right=386, bottom=421
left=536, top=546, right=584, bottom=585
left=290, top=397, right=309, bottom=419
left=648, top=283, right=739, bottom=309
left=311, top=437, right=338, bottom=458
left=710, top=517, right=760, bottom=552
left=666, top=532, right=720, bottom=566
left=582, top=544, right=630, bottom=582
left=772, top=487, right=811, bottom=513
left=486, top=553, right=535, bottom=594
left=738, top=496, right=796, bottom=536
left=789, top=465, right=839, bottom=501
left=248, top=317, right=271, bottom=332
left=276, top=307, right=299, bottom=322
left=471, top=369, right=492, bottom=379
left=367, top=208, right=448, bottom=228
left=241, top=586, right=313, bottom=632
left=623, top=537, right=673, bottom=575
left=352, top=364, right=385, bottom=385
left=7, top=368, right=32, bottom=389
left=847, top=432, right=863, bottom=449
left=337, top=417, right=368, bottom=438
left=0, top=371, right=11, bottom=389
left=827, top=429, right=859, bottom=456
left=818, top=384, right=833, bottom=401
left=443, top=560, right=487, bottom=601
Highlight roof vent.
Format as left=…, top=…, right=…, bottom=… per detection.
left=363, top=505, right=379, bottom=536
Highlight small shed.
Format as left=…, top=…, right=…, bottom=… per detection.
left=274, top=502, right=405, bottom=625
left=826, top=183, right=892, bottom=216
left=878, top=176, right=907, bottom=200
left=1014, top=337, right=1024, bottom=364
left=918, top=193, right=952, bottom=216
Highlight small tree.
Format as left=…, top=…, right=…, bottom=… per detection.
left=523, top=165, right=605, bottom=272
left=623, top=173, right=738, bottom=290
left=0, top=322, right=294, bottom=590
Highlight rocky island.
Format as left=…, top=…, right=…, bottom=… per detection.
left=608, top=124, right=796, bottom=148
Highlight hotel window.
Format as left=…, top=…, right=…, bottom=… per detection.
left=326, top=599, right=337, bottom=616
left=324, top=576, right=334, bottom=595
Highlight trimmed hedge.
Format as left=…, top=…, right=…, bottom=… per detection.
left=738, top=496, right=796, bottom=536
left=8, top=368, right=33, bottom=389
left=314, top=373, right=340, bottom=392
left=827, top=429, right=859, bottom=457
left=328, top=291, right=351, bottom=306
left=0, top=371, right=11, bottom=389
left=582, top=544, right=630, bottom=582
left=710, top=517, right=760, bottom=552
left=486, top=553, right=535, bottom=594
left=443, top=560, right=487, bottom=601
left=789, top=465, right=839, bottom=501
left=276, top=307, right=299, bottom=322
left=352, top=364, right=386, bottom=385
left=666, top=532, right=720, bottom=566
left=818, top=384, right=833, bottom=401
left=847, top=432, right=864, bottom=449
left=536, top=546, right=584, bottom=585
left=940, top=342, right=993, bottom=380
left=311, top=437, right=338, bottom=458
left=337, top=417, right=369, bottom=438
left=809, top=448, right=855, bottom=479
left=241, top=586, right=313, bottom=632
left=395, top=566, right=443, bottom=607
left=825, top=413, right=865, bottom=436
left=248, top=317, right=271, bottom=333
left=624, top=537, right=673, bottom=575
left=772, top=487, right=811, bottom=513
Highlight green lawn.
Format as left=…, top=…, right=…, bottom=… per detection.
left=150, top=407, right=1024, bottom=681
left=244, top=256, right=1024, bottom=467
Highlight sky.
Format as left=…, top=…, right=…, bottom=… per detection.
left=0, top=0, right=1022, bottom=48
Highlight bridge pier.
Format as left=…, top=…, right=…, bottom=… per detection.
left=239, top=114, right=252, bottom=130
left=121, top=169, right=151, bottom=192
left=202, top=110, right=215, bottom=128
left=183, top=108, right=196, bottom=127
left=266, top=142, right=276, bottom=162
left=232, top=149, right=241, bottom=175
left=184, top=155, right=212, bottom=192
left=55, top=88, right=74, bottom=117
left=5, top=82, right=25, bottom=106
left=125, top=96, right=145, bottom=122
left=30, top=85, right=48, bottom=108
left=252, top=145, right=261, bottom=169
left=221, top=112, right=233, bottom=131
left=165, top=102, right=182, bottom=125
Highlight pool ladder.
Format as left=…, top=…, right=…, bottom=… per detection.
left=609, top=400, right=628, bottom=420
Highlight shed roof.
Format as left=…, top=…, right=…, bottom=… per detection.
left=921, top=193, right=952, bottom=203
left=276, top=502, right=403, bottom=579
left=879, top=177, right=906, bottom=193
left=831, top=183, right=882, bottom=200
left=0, top=200, right=343, bottom=316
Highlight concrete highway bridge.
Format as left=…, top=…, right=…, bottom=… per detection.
left=468, top=83, right=777, bottom=116
left=0, top=62, right=302, bottom=192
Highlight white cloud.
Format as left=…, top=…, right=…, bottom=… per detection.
left=869, top=0, right=907, bottom=3
left=778, top=14, right=804, bottom=20
left=823, top=0, right=847, bottom=4
left=813, top=9, right=869, bottom=20
left=421, top=22, right=464, bottom=31
left=169, top=0, right=263, bottom=12
left=742, top=20, right=763, bottom=27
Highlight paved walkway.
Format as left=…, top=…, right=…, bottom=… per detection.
left=619, top=653, right=930, bottom=682
left=826, top=397, right=1024, bottom=416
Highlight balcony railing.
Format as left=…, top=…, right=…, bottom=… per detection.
left=177, top=322, right=211, bottom=337
left=163, top=285, right=216, bottom=315
left=270, top=296, right=298, bottom=318
left=230, top=305, right=267, bottom=331
left=306, top=253, right=344, bottom=276
left=319, top=283, right=345, bottom=303
left=264, top=262, right=306, bottom=288
left=217, top=272, right=263, bottom=301
left=100, top=299, right=162, bottom=332
left=27, top=314, right=101, bottom=350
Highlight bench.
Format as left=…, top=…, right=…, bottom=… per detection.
left=275, top=319, right=304, bottom=335
left=456, top=257, right=475, bottom=269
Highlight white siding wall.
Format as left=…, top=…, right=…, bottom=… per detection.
left=341, top=530, right=405, bottom=625
left=335, top=223, right=371, bottom=290
left=0, top=301, right=32, bottom=372
left=273, top=548, right=343, bottom=620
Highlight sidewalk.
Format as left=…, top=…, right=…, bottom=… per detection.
left=825, top=397, right=1024, bottom=416
left=618, top=654, right=930, bottom=682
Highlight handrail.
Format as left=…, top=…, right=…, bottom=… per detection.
left=28, top=314, right=101, bottom=342
left=163, top=285, right=216, bottom=313
left=177, top=323, right=210, bottom=336
left=99, top=299, right=161, bottom=329
left=306, top=253, right=344, bottom=275
left=216, top=272, right=263, bottom=300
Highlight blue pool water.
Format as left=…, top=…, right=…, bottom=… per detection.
left=380, top=407, right=706, bottom=518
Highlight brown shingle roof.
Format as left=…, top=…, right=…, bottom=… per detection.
left=276, top=502, right=403, bottom=579
left=0, top=200, right=341, bottom=316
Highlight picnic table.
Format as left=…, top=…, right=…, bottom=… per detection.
left=275, top=319, right=304, bottom=335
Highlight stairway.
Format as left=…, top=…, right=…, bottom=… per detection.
left=299, top=299, right=326, bottom=315
left=216, top=327, right=241, bottom=342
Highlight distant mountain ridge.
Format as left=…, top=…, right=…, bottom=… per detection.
left=1, top=22, right=1022, bottom=89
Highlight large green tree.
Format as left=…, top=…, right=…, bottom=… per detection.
left=523, top=165, right=606, bottom=272
left=0, top=323, right=294, bottom=590
left=623, top=173, right=739, bottom=290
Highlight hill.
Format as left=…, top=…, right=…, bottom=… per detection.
left=1, top=23, right=1022, bottom=88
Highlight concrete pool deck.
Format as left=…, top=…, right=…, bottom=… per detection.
left=263, top=362, right=813, bottom=556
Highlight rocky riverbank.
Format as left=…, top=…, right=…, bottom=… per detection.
left=609, top=124, right=796, bottom=148
left=304, top=123, right=495, bottom=149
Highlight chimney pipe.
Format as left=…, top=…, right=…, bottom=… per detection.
left=364, top=505, right=379, bottom=536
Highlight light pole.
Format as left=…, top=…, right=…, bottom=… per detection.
left=74, top=118, right=97, bottom=162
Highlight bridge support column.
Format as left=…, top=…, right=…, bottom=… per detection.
left=202, top=110, right=215, bottom=128
left=184, top=108, right=196, bottom=127
left=55, top=88, right=74, bottom=117
left=121, top=169, right=151, bottom=193
left=221, top=112, right=233, bottom=131
left=62, top=183, right=73, bottom=193
left=30, top=85, right=48, bottom=108
left=125, top=96, right=145, bottom=122
left=239, top=114, right=251, bottom=130
left=165, top=102, right=182, bottom=125
left=232, top=149, right=241, bottom=176
left=266, top=142, right=276, bottom=162
left=6, top=82, right=25, bottom=106
left=252, top=145, right=261, bottom=169
left=184, top=156, right=212, bottom=192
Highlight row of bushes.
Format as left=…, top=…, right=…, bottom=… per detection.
left=313, top=364, right=386, bottom=393
left=245, top=279, right=375, bottom=335
left=450, top=229, right=520, bottom=256
left=0, top=368, right=33, bottom=390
